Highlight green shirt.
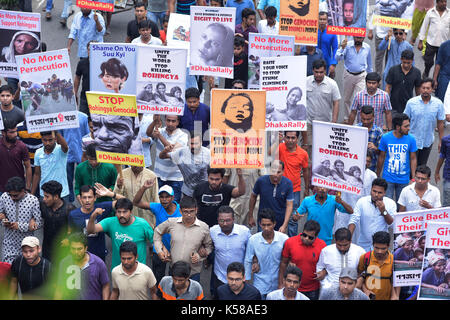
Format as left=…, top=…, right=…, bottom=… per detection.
left=99, top=216, right=154, bottom=270
left=74, top=161, right=117, bottom=202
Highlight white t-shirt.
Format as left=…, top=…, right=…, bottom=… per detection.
left=397, top=183, right=441, bottom=212
left=131, top=36, right=163, bottom=45
left=257, top=20, right=279, bottom=35
left=266, top=288, right=309, bottom=300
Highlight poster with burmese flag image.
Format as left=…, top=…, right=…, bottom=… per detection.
left=279, top=0, right=320, bottom=45
left=86, top=91, right=145, bottom=167
left=210, top=89, right=266, bottom=169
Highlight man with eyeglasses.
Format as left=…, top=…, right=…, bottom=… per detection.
left=378, top=28, right=413, bottom=89
left=217, top=262, right=261, bottom=300
left=279, top=220, right=326, bottom=300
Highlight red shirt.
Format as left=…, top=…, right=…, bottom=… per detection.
left=282, top=235, right=326, bottom=292
left=279, top=143, right=308, bottom=192
left=0, top=138, right=29, bottom=192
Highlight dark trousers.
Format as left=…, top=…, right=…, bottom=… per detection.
left=151, top=252, right=167, bottom=285
left=417, top=144, right=433, bottom=167
left=302, top=288, right=320, bottom=300
left=423, top=43, right=439, bottom=78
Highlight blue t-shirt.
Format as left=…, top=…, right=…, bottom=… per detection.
left=253, top=175, right=294, bottom=229
left=34, top=144, right=69, bottom=197
left=69, top=202, right=113, bottom=260
left=379, top=132, right=417, bottom=184
left=149, top=202, right=181, bottom=252
left=226, top=0, right=256, bottom=25
left=61, top=111, right=90, bottom=163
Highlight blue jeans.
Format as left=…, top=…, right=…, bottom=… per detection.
left=66, top=162, right=77, bottom=203
left=46, top=0, right=72, bottom=18
left=386, top=182, right=408, bottom=202
left=288, top=191, right=301, bottom=237
left=146, top=11, right=166, bottom=29
left=157, top=178, right=183, bottom=203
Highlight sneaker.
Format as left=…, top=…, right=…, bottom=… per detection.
left=46, top=12, right=51, bottom=20
left=60, top=18, right=67, bottom=26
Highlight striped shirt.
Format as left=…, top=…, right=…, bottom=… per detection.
left=350, top=89, right=392, bottom=128
left=176, top=0, right=196, bottom=15
left=157, top=276, right=204, bottom=300
left=154, top=128, right=188, bottom=181
left=357, top=123, right=383, bottom=171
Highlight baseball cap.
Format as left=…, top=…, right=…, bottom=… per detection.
left=339, top=267, right=358, bottom=281
left=21, top=236, right=40, bottom=248
left=159, top=185, right=174, bottom=196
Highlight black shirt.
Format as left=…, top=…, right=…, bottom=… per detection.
left=385, top=64, right=421, bottom=113
left=75, top=57, right=90, bottom=101
left=40, top=199, right=75, bottom=261
left=225, top=52, right=249, bottom=89
left=193, top=182, right=235, bottom=228
left=1, top=106, right=25, bottom=127
left=127, top=18, right=160, bottom=42
left=217, top=283, right=262, bottom=300
left=11, top=255, right=51, bottom=295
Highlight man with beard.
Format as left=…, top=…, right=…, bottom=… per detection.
left=40, top=180, right=75, bottom=262
left=0, top=120, right=32, bottom=193
left=404, top=78, right=445, bottom=166
left=0, top=177, right=41, bottom=264
left=133, top=184, right=181, bottom=283
left=288, top=0, right=311, bottom=16
left=221, top=92, right=254, bottom=133
left=31, top=130, right=69, bottom=201
left=55, top=232, right=110, bottom=300
left=319, top=267, right=369, bottom=300
left=86, top=183, right=154, bottom=270
left=10, top=237, right=51, bottom=300
left=111, top=241, right=158, bottom=300
left=217, top=262, right=261, bottom=300
left=315, top=228, right=365, bottom=290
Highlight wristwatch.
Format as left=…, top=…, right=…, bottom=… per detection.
left=382, top=210, right=388, bottom=216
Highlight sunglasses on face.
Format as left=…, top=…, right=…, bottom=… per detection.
left=301, top=233, right=315, bottom=240
left=394, top=32, right=404, bottom=36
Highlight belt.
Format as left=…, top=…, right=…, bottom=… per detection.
left=346, top=69, right=365, bottom=76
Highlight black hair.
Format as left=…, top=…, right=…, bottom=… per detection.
left=86, top=143, right=97, bottom=159
left=185, top=87, right=200, bottom=99
left=360, top=105, right=374, bottom=115
left=415, top=165, right=431, bottom=178
left=2, top=119, right=16, bottom=132
left=220, top=92, right=254, bottom=114
left=234, top=35, right=245, bottom=48
left=231, top=79, right=246, bottom=88
left=365, top=72, right=381, bottom=83
left=258, top=208, right=276, bottom=223
left=372, top=231, right=390, bottom=246
left=115, top=198, right=133, bottom=212
left=40, top=131, right=54, bottom=137
left=372, top=178, right=388, bottom=191
left=227, top=261, right=245, bottom=276
left=284, top=130, right=300, bottom=138
left=138, top=19, right=152, bottom=31
left=120, top=241, right=138, bottom=257
left=41, top=180, right=63, bottom=197
left=207, top=167, right=225, bottom=177
left=335, top=228, right=352, bottom=242
left=218, top=205, right=235, bottom=218
left=171, top=261, right=191, bottom=278
left=242, top=8, right=256, bottom=19
left=99, top=58, right=129, bottom=80
left=303, top=220, right=321, bottom=236
left=5, top=176, right=25, bottom=192
left=0, top=85, right=14, bottom=95
left=312, top=59, right=327, bottom=70
left=420, top=77, right=434, bottom=88
left=264, top=6, right=277, bottom=18
left=188, top=130, right=203, bottom=142
left=401, top=49, right=414, bottom=60
left=284, top=265, right=302, bottom=281
left=179, top=196, right=197, bottom=209
left=68, top=232, right=88, bottom=247
left=134, top=1, right=146, bottom=9
left=80, top=184, right=96, bottom=197
left=392, top=113, right=410, bottom=131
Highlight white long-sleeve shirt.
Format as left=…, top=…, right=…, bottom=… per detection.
left=418, top=7, right=450, bottom=47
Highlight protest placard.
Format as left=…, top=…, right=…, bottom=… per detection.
left=136, top=45, right=187, bottom=115
left=86, top=91, right=145, bottom=167
left=279, top=0, right=320, bottom=45
left=372, top=0, right=415, bottom=30
left=260, top=55, right=307, bottom=131
left=189, top=6, right=235, bottom=79
left=248, top=33, right=295, bottom=90
left=418, top=221, right=450, bottom=300
left=89, top=43, right=137, bottom=95
left=0, top=10, right=41, bottom=78
left=76, top=0, right=114, bottom=12
left=311, top=121, right=368, bottom=195
left=210, top=89, right=266, bottom=169
left=167, top=12, right=190, bottom=63
left=326, top=0, right=367, bottom=36
left=393, top=207, right=450, bottom=287
left=16, top=49, right=78, bottom=133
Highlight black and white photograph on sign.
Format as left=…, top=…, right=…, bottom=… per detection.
left=136, top=82, right=184, bottom=108
left=0, top=30, right=40, bottom=64
left=190, top=22, right=234, bottom=68
left=375, top=0, right=415, bottom=19
left=91, top=113, right=142, bottom=156
left=393, top=231, right=426, bottom=271
left=266, top=86, right=307, bottom=122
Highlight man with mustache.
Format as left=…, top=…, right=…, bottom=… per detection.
left=86, top=183, right=154, bottom=271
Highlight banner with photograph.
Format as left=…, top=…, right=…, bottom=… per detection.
left=16, top=49, right=78, bottom=133
left=260, top=55, right=307, bottom=131
left=326, top=0, right=367, bottom=36
left=0, top=112, right=3, bottom=130
left=189, top=6, right=235, bottom=79
left=311, top=121, right=368, bottom=195
left=86, top=91, right=145, bottom=167
left=248, top=33, right=295, bottom=90
left=279, top=0, right=320, bottom=45
left=76, top=0, right=114, bottom=12
left=418, top=221, right=450, bottom=300
left=136, top=45, right=187, bottom=115
left=89, top=43, right=137, bottom=95
left=210, top=89, right=266, bottom=169
left=167, top=12, right=190, bottom=63
left=372, top=0, right=415, bottom=29
left=394, top=208, right=450, bottom=287
left=0, top=10, right=41, bottom=78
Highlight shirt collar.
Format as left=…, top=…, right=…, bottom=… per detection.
left=176, top=217, right=201, bottom=227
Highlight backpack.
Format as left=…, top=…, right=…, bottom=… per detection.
left=362, top=251, right=393, bottom=283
